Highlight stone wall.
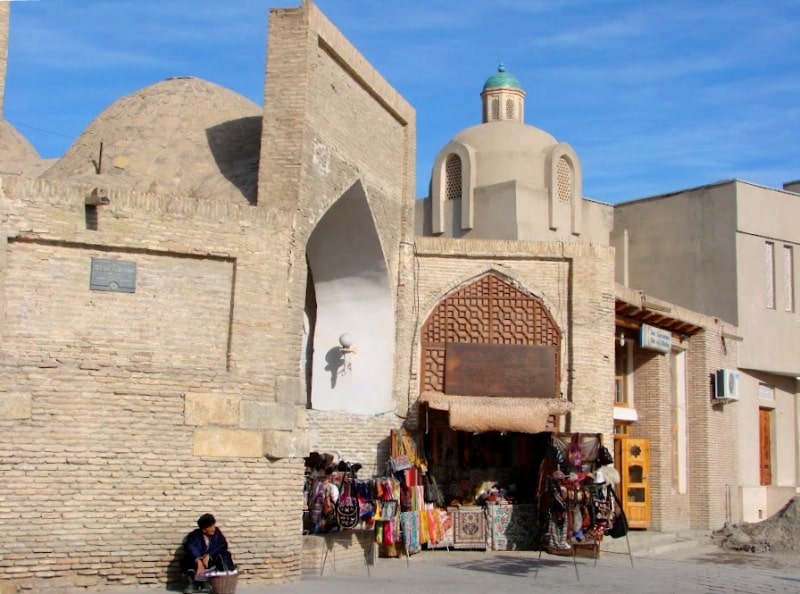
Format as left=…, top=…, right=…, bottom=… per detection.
left=0, top=364, right=303, bottom=590
left=0, top=0, right=418, bottom=588
left=0, top=176, right=312, bottom=591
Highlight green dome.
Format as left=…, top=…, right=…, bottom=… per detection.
left=482, top=63, right=522, bottom=91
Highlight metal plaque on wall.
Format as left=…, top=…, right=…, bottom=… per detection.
left=445, top=343, right=557, bottom=398
left=90, top=258, right=137, bottom=293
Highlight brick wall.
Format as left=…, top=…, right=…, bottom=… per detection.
left=686, top=329, right=738, bottom=529
left=0, top=177, right=312, bottom=590
left=629, top=326, right=738, bottom=531
left=410, top=237, right=616, bottom=435
left=259, top=1, right=416, bottom=412
left=305, top=410, right=398, bottom=477
left=0, top=363, right=303, bottom=590
left=0, top=1, right=419, bottom=589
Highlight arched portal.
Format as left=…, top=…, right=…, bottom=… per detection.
left=305, top=181, right=394, bottom=414
left=420, top=272, right=561, bottom=394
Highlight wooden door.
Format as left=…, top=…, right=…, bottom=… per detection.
left=614, top=437, right=651, bottom=529
left=759, top=408, right=772, bottom=485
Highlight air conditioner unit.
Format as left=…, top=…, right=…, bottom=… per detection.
left=714, top=369, right=740, bottom=401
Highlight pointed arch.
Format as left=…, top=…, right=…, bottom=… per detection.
left=431, top=141, right=476, bottom=233
left=546, top=142, right=583, bottom=235
left=420, top=272, right=561, bottom=394
left=305, top=180, right=394, bottom=414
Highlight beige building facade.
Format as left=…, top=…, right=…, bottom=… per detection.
left=614, top=180, right=800, bottom=523
left=0, top=1, right=774, bottom=592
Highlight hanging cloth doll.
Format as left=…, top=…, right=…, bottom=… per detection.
left=568, top=433, right=583, bottom=470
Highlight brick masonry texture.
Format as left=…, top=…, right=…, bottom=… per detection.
left=409, top=238, right=617, bottom=437
left=0, top=1, right=744, bottom=591
left=0, top=3, right=417, bottom=590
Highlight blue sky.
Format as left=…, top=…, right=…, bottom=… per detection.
left=4, top=0, right=799, bottom=203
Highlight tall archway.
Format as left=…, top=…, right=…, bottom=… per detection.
left=305, top=181, right=394, bottom=414
left=420, top=272, right=561, bottom=394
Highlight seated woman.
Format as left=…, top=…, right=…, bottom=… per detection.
left=181, top=513, right=236, bottom=593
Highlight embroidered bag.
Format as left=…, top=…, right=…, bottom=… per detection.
left=335, top=474, right=360, bottom=529
left=607, top=485, right=628, bottom=539
left=389, top=454, right=412, bottom=473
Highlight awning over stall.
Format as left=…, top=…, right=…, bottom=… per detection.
left=419, top=392, right=574, bottom=434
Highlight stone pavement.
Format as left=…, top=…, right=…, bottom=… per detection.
left=96, top=534, right=800, bottom=594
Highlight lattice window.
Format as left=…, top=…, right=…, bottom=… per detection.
left=421, top=273, right=561, bottom=393
left=491, top=98, right=500, bottom=121
left=783, top=245, right=794, bottom=312
left=556, top=156, right=572, bottom=203
left=505, top=98, right=514, bottom=120
left=445, top=154, right=462, bottom=200
left=765, top=242, right=775, bottom=309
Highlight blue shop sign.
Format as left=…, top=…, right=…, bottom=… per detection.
left=640, top=324, right=671, bottom=353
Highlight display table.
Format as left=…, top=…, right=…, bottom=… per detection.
left=484, top=503, right=537, bottom=551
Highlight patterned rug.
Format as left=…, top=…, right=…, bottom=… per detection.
left=453, top=508, right=486, bottom=547
left=486, top=503, right=536, bottom=550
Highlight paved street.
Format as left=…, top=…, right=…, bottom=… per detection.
left=99, top=542, right=800, bottom=594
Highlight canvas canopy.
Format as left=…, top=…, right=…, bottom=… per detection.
left=419, top=392, right=574, bottom=434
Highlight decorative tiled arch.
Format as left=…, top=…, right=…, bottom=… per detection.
left=420, top=271, right=561, bottom=393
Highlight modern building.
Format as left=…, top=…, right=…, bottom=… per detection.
left=613, top=180, right=800, bottom=522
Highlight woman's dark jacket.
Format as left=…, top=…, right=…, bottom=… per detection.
left=181, top=528, right=234, bottom=572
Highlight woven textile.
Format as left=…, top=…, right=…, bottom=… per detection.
left=486, top=504, right=536, bottom=550
left=453, top=508, right=485, bottom=547
left=400, top=511, right=420, bottom=554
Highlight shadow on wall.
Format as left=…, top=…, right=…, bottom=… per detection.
left=167, top=540, right=188, bottom=591
left=324, top=346, right=345, bottom=389
left=206, top=116, right=262, bottom=205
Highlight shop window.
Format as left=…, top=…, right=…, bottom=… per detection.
left=614, top=376, right=625, bottom=405
left=614, top=338, right=632, bottom=407
left=627, top=487, right=646, bottom=503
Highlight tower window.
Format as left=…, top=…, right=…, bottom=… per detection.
left=556, top=156, right=572, bottom=203
left=491, top=98, right=500, bottom=121
left=445, top=154, right=462, bottom=200
left=505, top=98, right=514, bottom=120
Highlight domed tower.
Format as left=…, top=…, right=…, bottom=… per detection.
left=480, top=63, right=525, bottom=124
left=419, top=64, right=586, bottom=242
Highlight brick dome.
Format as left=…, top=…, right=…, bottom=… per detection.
left=42, top=77, right=262, bottom=204
left=0, top=119, right=46, bottom=176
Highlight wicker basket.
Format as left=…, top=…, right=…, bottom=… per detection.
left=208, top=572, right=238, bottom=594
